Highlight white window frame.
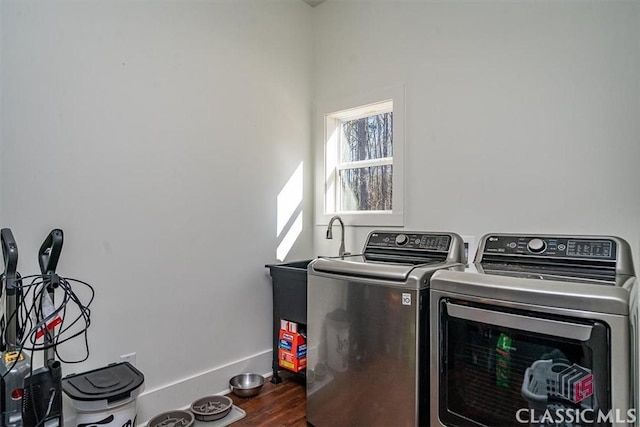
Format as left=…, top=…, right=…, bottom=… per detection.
left=315, top=84, right=405, bottom=227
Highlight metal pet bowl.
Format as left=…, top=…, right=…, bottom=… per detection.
left=229, top=373, right=265, bottom=398
left=190, top=395, right=233, bottom=422
left=148, top=409, right=195, bottom=427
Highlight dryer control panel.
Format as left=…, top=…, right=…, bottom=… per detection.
left=481, top=235, right=617, bottom=261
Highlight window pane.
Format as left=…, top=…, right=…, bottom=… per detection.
left=339, top=166, right=393, bottom=211
left=340, top=112, right=393, bottom=163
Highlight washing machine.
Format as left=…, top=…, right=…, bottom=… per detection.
left=306, top=230, right=465, bottom=427
left=429, top=233, right=637, bottom=427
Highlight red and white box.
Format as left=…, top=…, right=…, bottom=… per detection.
left=278, top=320, right=307, bottom=373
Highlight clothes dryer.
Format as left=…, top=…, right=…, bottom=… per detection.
left=430, top=234, right=637, bottom=427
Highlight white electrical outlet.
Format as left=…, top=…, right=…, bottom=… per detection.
left=120, top=352, right=137, bottom=366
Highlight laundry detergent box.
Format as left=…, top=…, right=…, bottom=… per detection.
left=278, top=320, right=307, bottom=372
left=279, top=350, right=307, bottom=372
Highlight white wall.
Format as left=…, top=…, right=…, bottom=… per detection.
left=0, top=0, right=313, bottom=421
left=312, top=1, right=640, bottom=272
left=2, top=0, right=639, bottom=421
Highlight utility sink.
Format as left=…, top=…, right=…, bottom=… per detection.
left=265, top=259, right=314, bottom=383
left=269, top=259, right=314, bottom=271
left=265, top=259, right=312, bottom=324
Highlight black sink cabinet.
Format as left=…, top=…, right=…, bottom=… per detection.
left=265, top=260, right=311, bottom=384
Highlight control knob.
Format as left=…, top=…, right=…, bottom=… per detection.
left=395, top=234, right=409, bottom=246
left=527, top=238, right=547, bottom=253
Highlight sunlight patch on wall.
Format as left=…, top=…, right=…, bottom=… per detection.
left=276, top=161, right=304, bottom=261
left=276, top=211, right=303, bottom=262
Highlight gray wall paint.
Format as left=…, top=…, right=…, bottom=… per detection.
left=312, top=1, right=640, bottom=272
left=0, top=0, right=313, bottom=394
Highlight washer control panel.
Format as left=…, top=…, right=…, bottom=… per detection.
left=482, top=235, right=617, bottom=261
left=366, top=232, right=451, bottom=252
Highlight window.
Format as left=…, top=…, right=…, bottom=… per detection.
left=316, top=85, right=404, bottom=226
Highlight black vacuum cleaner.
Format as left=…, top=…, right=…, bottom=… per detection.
left=0, top=228, right=31, bottom=427
left=22, top=229, right=65, bottom=427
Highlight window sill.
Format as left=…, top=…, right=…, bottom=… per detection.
left=316, top=211, right=404, bottom=227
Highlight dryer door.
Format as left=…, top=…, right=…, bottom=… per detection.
left=437, top=299, right=611, bottom=427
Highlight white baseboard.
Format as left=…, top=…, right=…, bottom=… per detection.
left=63, top=349, right=272, bottom=426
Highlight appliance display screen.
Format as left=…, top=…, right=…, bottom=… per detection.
left=566, top=240, right=613, bottom=258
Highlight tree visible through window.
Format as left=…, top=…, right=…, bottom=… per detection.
left=318, top=86, right=404, bottom=227
left=336, top=107, right=393, bottom=212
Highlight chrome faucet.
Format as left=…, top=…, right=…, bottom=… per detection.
left=326, top=215, right=348, bottom=257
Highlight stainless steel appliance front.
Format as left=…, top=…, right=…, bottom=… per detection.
left=429, top=234, right=637, bottom=427
left=307, top=231, right=464, bottom=427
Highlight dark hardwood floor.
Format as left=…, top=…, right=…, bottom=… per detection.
left=226, top=371, right=307, bottom=426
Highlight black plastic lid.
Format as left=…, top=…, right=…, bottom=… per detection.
left=62, top=362, right=144, bottom=403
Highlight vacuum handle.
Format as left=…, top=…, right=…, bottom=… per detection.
left=39, top=229, right=64, bottom=275
left=1, top=228, right=19, bottom=351
left=1, top=228, right=19, bottom=290
left=39, top=229, right=63, bottom=362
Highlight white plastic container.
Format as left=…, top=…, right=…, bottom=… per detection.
left=62, top=362, right=144, bottom=427
left=74, top=400, right=137, bottom=427
left=326, top=309, right=350, bottom=372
